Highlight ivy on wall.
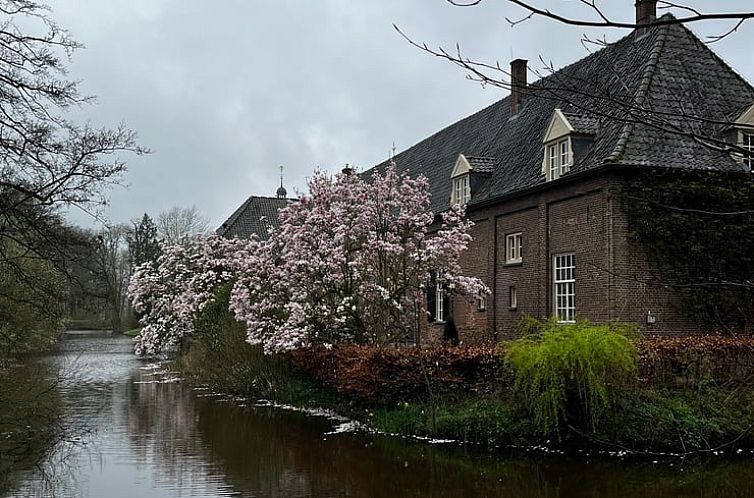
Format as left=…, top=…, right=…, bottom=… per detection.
left=624, top=169, right=754, bottom=331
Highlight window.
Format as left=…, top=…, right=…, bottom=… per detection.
left=546, top=138, right=571, bottom=180
left=505, top=232, right=522, bottom=264
left=744, top=132, right=754, bottom=170
left=477, top=292, right=486, bottom=311
left=553, top=254, right=575, bottom=322
left=435, top=280, right=445, bottom=322
left=509, top=286, right=517, bottom=310
left=452, top=174, right=470, bottom=205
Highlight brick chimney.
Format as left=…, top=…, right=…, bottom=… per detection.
left=510, top=58, right=528, bottom=115
left=635, top=0, right=657, bottom=28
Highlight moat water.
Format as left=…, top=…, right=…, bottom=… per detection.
left=4, top=331, right=754, bottom=497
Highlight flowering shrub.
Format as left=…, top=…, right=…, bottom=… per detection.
left=128, top=235, right=248, bottom=355
left=129, top=163, right=487, bottom=355
left=229, top=163, right=488, bottom=353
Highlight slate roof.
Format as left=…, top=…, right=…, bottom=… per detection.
left=365, top=15, right=754, bottom=213
left=466, top=156, right=496, bottom=174
left=562, top=112, right=600, bottom=136
left=216, top=195, right=290, bottom=240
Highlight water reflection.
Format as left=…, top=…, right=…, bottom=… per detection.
left=5, top=332, right=754, bottom=498
left=0, top=360, right=64, bottom=496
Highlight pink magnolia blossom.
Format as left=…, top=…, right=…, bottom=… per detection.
left=230, top=163, right=489, bottom=353
left=129, top=162, right=488, bottom=356
left=128, top=235, right=249, bottom=355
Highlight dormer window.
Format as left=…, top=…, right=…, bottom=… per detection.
left=452, top=174, right=470, bottom=205
left=734, top=104, right=754, bottom=171
left=547, top=139, right=571, bottom=180
left=450, top=154, right=495, bottom=205
left=542, top=109, right=597, bottom=181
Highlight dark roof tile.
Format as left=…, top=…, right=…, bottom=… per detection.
left=216, top=196, right=290, bottom=240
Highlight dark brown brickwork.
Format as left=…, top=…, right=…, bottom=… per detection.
left=420, top=169, right=706, bottom=345
left=454, top=219, right=493, bottom=344
left=608, top=177, right=700, bottom=336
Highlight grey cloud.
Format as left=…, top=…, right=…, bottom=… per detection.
left=52, top=0, right=754, bottom=229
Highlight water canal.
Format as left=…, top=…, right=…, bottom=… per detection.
left=4, top=331, right=754, bottom=497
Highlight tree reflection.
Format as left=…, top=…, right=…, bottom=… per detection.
left=0, top=361, right=65, bottom=496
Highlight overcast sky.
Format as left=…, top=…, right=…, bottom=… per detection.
left=52, top=0, right=754, bottom=230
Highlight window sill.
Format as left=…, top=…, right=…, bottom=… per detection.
left=504, top=260, right=523, bottom=267
left=509, top=306, right=518, bottom=311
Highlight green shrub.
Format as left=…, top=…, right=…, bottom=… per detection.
left=504, top=317, right=638, bottom=435
left=179, top=282, right=294, bottom=400
left=371, top=399, right=527, bottom=446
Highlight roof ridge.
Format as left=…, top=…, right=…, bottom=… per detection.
left=217, top=194, right=291, bottom=234
left=218, top=195, right=255, bottom=232
left=606, top=23, right=670, bottom=163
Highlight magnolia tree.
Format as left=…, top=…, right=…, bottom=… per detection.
left=229, top=164, right=489, bottom=353
left=129, top=163, right=488, bottom=356
left=128, top=235, right=247, bottom=355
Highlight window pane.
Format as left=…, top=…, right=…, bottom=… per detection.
left=553, top=253, right=576, bottom=322
left=549, top=144, right=558, bottom=179
left=560, top=140, right=569, bottom=174
left=744, top=133, right=754, bottom=170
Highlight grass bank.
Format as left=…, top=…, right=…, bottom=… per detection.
left=169, top=286, right=754, bottom=455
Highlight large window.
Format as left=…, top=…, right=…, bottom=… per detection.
left=505, top=232, right=522, bottom=264
left=744, top=132, right=753, bottom=170
left=547, top=138, right=571, bottom=180
left=452, top=174, right=470, bottom=205
left=553, top=254, right=575, bottom=322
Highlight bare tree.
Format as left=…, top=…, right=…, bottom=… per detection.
left=447, top=1, right=753, bottom=40
left=0, top=0, right=146, bottom=305
left=95, top=224, right=132, bottom=333
left=157, top=205, right=210, bottom=246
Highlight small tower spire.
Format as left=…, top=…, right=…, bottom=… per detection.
left=276, top=165, right=287, bottom=199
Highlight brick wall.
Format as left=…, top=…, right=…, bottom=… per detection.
left=608, top=176, right=701, bottom=335
left=421, top=170, right=713, bottom=345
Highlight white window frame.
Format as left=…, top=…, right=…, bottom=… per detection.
left=553, top=253, right=575, bottom=323
left=505, top=232, right=522, bottom=264
left=452, top=174, right=471, bottom=205
left=546, top=138, right=571, bottom=180
left=509, top=286, right=517, bottom=310
left=743, top=132, right=754, bottom=171
left=435, top=280, right=445, bottom=323
left=477, top=292, right=486, bottom=311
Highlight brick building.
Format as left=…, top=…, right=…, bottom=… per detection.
left=220, top=1, right=754, bottom=344
left=365, top=2, right=754, bottom=343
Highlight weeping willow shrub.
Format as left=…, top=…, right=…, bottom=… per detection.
left=505, top=317, right=638, bottom=435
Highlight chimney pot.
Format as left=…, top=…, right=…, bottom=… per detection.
left=510, top=58, right=528, bottom=115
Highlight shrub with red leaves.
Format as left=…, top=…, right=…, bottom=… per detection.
left=288, top=335, right=754, bottom=405
left=289, top=344, right=505, bottom=405
left=638, top=335, right=754, bottom=387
